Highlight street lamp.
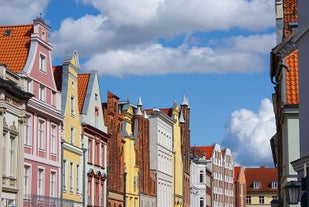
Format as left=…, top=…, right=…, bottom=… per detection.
left=271, top=199, right=279, bottom=207
left=285, top=181, right=301, bottom=204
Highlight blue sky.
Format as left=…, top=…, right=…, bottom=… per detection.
left=1, top=0, right=277, bottom=167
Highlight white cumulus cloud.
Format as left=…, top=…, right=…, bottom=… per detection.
left=221, top=98, right=276, bottom=167
left=0, top=0, right=48, bottom=25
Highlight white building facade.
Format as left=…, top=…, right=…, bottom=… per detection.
left=190, top=157, right=211, bottom=207
left=149, top=109, right=174, bottom=207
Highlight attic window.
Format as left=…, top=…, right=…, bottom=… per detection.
left=271, top=181, right=278, bottom=189
left=3, top=29, right=12, bottom=36
left=253, top=181, right=261, bottom=189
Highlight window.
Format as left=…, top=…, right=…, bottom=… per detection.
left=38, top=168, right=44, bottom=197
left=50, top=171, right=56, bottom=197
left=51, top=125, right=56, bottom=154
left=246, top=196, right=251, bottom=204
left=39, top=54, right=46, bottom=72
left=253, top=181, right=260, bottom=189
left=24, top=115, right=32, bottom=146
left=63, top=160, right=67, bottom=191
left=38, top=120, right=45, bottom=150
left=272, top=195, right=278, bottom=200
left=76, top=164, right=80, bottom=193
left=259, top=196, right=264, bottom=204
left=95, top=107, right=99, bottom=127
left=39, top=84, right=46, bottom=102
left=70, top=127, right=74, bottom=144
left=70, top=95, right=75, bottom=115
left=24, top=165, right=31, bottom=199
left=199, top=170, right=204, bottom=183
left=52, top=91, right=56, bottom=107
left=70, top=162, right=74, bottom=192
left=9, top=136, right=15, bottom=176
left=271, top=181, right=278, bottom=189
left=95, top=93, right=98, bottom=101
left=200, top=197, right=204, bottom=207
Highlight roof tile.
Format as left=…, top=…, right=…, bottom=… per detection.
left=245, top=167, right=278, bottom=192
left=285, top=49, right=299, bottom=104
left=77, top=73, right=90, bottom=113
left=0, top=24, right=32, bottom=73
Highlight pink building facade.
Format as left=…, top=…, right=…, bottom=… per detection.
left=0, top=18, right=63, bottom=206
left=23, top=18, right=63, bottom=206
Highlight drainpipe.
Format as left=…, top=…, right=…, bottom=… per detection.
left=82, top=145, right=87, bottom=207
left=124, top=171, right=127, bottom=207
left=60, top=138, right=65, bottom=207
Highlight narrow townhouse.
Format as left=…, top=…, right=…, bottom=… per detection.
left=134, top=98, right=156, bottom=207
left=102, top=91, right=125, bottom=207
left=222, top=148, right=234, bottom=207
left=53, top=50, right=83, bottom=207
left=0, top=18, right=64, bottom=206
left=78, top=71, right=110, bottom=207
left=234, top=166, right=246, bottom=207
left=121, top=101, right=140, bottom=207
left=191, top=144, right=234, bottom=207
left=190, top=150, right=211, bottom=207
left=269, top=0, right=299, bottom=206
left=0, top=65, right=32, bottom=207
left=147, top=108, right=174, bottom=207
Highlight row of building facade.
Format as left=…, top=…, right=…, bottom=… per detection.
left=0, top=18, right=279, bottom=207
left=0, top=17, right=192, bottom=207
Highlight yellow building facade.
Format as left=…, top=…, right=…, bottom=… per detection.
left=172, top=102, right=183, bottom=207
left=122, top=103, right=140, bottom=207
left=55, top=51, right=83, bottom=206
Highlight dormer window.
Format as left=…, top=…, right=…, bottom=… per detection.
left=253, top=181, right=261, bottom=189
left=271, top=181, right=278, bottom=189
left=39, top=54, right=46, bottom=72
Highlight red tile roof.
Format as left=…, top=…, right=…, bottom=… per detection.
left=191, top=146, right=214, bottom=159
left=285, top=49, right=299, bottom=104
left=159, top=108, right=173, bottom=117
left=283, top=0, right=298, bottom=38
left=245, top=167, right=278, bottom=192
left=77, top=73, right=90, bottom=113
left=234, top=166, right=241, bottom=180
left=0, top=24, right=32, bottom=73
left=53, top=66, right=63, bottom=91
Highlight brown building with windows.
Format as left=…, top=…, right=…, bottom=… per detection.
left=234, top=166, right=246, bottom=207
left=134, top=98, right=156, bottom=206
left=102, top=91, right=125, bottom=207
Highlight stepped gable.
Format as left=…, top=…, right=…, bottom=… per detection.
left=0, top=24, right=32, bottom=73
left=245, top=167, right=278, bottom=192
left=285, top=49, right=299, bottom=104
left=77, top=73, right=90, bottom=113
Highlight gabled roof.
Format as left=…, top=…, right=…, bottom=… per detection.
left=234, top=166, right=241, bottom=180
left=245, top=167, right=278, bottom=192
left=191, top=146, right=214, bottom=159
left=0, top=24, right=32, bottom=73
left=77, top=73, right=90, bottom=113
left=285, top=49, right=299, bottom=104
